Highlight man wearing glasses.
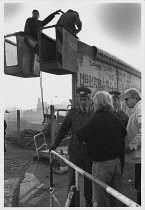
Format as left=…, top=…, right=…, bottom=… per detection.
left=124, top=88, right=141, bottom=205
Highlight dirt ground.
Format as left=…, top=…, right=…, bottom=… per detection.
left=5, top=139, right=137, bottom=207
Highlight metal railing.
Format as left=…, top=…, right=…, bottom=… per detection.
left=50, top=150, right=140, bottom=207
left=33, top=132, right=47, bottom=160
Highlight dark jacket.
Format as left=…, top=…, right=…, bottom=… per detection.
left=53, top=107, right=94, bottom=158
left=114, top=110, right=129, bottom=128
left=57, top=9, right=82, bottom=35
left=24, top=13, right=55, bottom=40
left=113, top=110, right=129, bottom=151
left=76, top=110, right=127, bottom=162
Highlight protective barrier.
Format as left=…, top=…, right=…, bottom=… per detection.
left=4, top=32, right=40, bottom=78
left=33, top=132, right=48, bottom=160
left=50, top=150, right=140, bottom=207
left=38, top=25, right=78, bottom=75
left=4, top=25, right=78, bottom=78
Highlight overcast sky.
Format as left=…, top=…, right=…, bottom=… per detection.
left=2, top=0, right=143, bottom=109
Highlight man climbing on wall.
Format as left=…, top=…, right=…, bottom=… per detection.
left=57, top=9, right=82, bottom=35
left=24, top=9, right=63, bottom=40
left=23, top=9, right=63, bottom=72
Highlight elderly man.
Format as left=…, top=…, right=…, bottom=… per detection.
left=124, top=88, right=141, bottom=205
left=57, top=9, right=82, bottom=35
left=49, top=86, right=93, bottom=207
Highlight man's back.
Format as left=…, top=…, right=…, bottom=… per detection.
left=57, top=9, right=82, bottom=35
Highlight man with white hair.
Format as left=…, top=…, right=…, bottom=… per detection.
left=124, top=88, right=141, bottom=205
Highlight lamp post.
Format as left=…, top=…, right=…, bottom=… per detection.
left=51, top=96, right=58, bottom=105
left=5, top=110, right=10, bottom=116
left=5, top=110, right=10, bottom=129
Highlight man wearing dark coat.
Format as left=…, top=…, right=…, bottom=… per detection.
left=109, top=91, right=129, bottom=176
left=24, top=9, right=62, bottom=40
left=57, top=9, right=82, bottom=35
left=49, top=86, right=93, bottom=207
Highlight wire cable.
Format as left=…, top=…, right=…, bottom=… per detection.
left=40, top=71, right=45, bottom=123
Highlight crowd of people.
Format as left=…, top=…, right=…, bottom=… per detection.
left=49, top=87, right=141, bottom=207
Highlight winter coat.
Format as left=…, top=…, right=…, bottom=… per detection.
left=125, top=100, right=141, bottom=163
left=53, top=107, right=94, bottom=158
left=76, top=110, right=127, bottom=162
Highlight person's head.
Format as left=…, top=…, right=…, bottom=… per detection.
left=67, top=9, right=75, bottom=13
left=109, top=91, right=121, bottom=110
left=124, top=88, right=141, bottom=108
left=76, top=87, right=92, bottom=109
left=93, top=91, right=113, bottom=113
left=32, top=10, right=39, bottom=19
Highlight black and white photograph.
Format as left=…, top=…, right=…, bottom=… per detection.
left=2, top=0, right=144, bottom=208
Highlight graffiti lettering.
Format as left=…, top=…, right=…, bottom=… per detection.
left=89, top=60, right=101, bottom=70
left=79, top=72, right=116, bottom=92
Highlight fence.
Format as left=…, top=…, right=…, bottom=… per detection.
left=50, top=150, right=140, bottom=207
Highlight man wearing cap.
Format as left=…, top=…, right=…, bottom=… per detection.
left=109, top=91, right=129, bottom=176
left=24, top=9, right=63, bottom=41
left=49, top=86, right=94, bottom=207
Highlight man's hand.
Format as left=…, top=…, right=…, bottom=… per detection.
left=75, top=28, right=80, bottom=35
left=123, top=146, right=132, bottom=154
left=58, top=9, right=64, bottom=14
left=49, top=145, right=57, bottom=154
left=54, top=9, right=64, bottom=15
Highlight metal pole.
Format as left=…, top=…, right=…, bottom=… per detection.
left=50, top=105, right=55, bottom=145
left=72, top=74, right=77, bottom=108
left=50, top=152, right=53, bottom=207
left=4, top=32, right=19, bottom=38
left=75, top=170, right=80, bottom=207
left=51, top=150, right=140, bottom=207
left=17, top=110, right=20, bottom=144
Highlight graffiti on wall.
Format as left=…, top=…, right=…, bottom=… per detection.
left=77, top=55, right=141, bottom=114
left=117, top=69, right=141, bottom=94
left=77, top=55, right=118, bottom=95
left=77, top=55, right=141, bottom=94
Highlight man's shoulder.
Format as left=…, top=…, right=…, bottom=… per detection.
left=26, top=17, right=32, bottom=21
left=68, top=108, right=77, bottom=113
left=26, top=17, right=34, bottom=23
left=136, top=100, right=141, bottom=109
left=118, top=110, right=129, bottom=119
left=67, top=107, right=80, bottom=116
left=119, top=110, right=127, bottom=115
